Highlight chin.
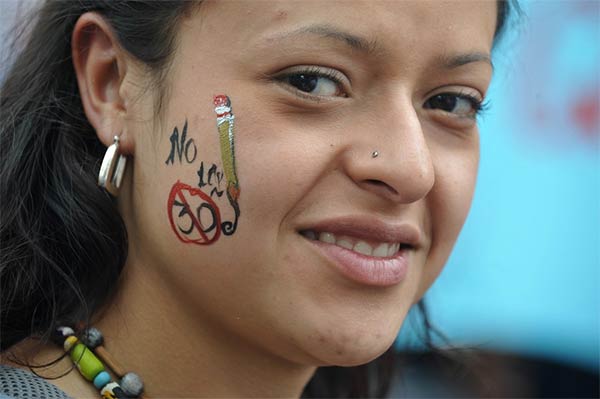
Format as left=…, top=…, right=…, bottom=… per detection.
left=321, top=341, right=395, bottom=368
left=304, top=326, right=399, bottom=368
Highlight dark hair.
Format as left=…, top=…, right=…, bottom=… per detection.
left=0, top=1, right=516, bottom=397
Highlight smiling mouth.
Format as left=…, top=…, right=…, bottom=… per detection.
left=299, top=230, right=412, bottom=258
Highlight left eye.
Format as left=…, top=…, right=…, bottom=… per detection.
left=283, top=73, right=341, bottom=96
left=424, top=93, right=484, bottom=118
left=275, top=66, right=348, bottom=98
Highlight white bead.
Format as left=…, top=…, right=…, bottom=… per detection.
left=121, top=372, right=144, bottom=397
left=57, top=326, right=74, bottom=337
left=82, top=327, right=103, bottom=348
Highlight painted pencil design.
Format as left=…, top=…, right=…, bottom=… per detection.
left=213, top=95, right=240, bottom=201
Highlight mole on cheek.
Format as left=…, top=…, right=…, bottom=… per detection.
left=273, top=10, right=288, bottom=21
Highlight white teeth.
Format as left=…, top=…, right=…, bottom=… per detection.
left=319, top=232, right=336, bottom=244
left=373, top=243, right=389, bottom=257
left=336, top=238, right=354, bottom=250
left=353, top=241, right=373, bottom=256
left=306, top=230, right=402, bottom=258
left=388, top=243, right=400, bottom=257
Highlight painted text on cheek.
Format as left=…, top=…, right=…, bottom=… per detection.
left=165, top=119, right=197, bottom=165
left=165, top=95, right=241, bottom=245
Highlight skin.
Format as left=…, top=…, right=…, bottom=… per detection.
left=12, top=1, right=497, bottom=397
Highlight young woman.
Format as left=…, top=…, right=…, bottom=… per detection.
left=1, top=1, right=513, bottom=397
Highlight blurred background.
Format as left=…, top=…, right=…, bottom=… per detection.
left=2, top=0, right=598, bottom=397
left=395, top=0, right=599, bottom=397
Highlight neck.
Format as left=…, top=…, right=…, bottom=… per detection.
left=95, top=253, right=316, bottom=397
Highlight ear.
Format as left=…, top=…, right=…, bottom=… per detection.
left=72, top=12, right=134, bottom=154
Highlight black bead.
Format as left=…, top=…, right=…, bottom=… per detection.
left=112, top=386, right=132, bottom=399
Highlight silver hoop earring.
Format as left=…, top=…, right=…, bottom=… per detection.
left=98, top=135, right=127, bottom=196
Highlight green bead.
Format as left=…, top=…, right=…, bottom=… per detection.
left=70, top=343, right=105, bottom=381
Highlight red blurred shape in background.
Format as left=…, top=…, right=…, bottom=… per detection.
left=571, top=91, right=599, bottom=137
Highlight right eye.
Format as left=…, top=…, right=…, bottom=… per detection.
left=275, top=66, right=349, bottom=99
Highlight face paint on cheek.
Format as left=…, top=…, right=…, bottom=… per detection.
left=167, top=181, right=222, bottom=245
left=165, top=120, right=197, bottom=165
left=165, top=95, right=242, bottom=245
left=214, top=95, right=241, bottom=236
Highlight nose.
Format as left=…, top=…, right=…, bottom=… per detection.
left=341, top=97, right=435, bottom=204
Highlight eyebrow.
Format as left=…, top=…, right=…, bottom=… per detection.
left=439, top=52, right=494, bottom=71
left=267, top=24, right=381, bottom=55
left=267, top=24, right=493, bottom=70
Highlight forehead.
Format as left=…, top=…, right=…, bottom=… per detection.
left=194, top=0, right=497, bottom=66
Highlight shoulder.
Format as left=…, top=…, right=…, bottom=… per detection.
left=1, top=339, right=97, bottom=398
left=0, top=364, right=72, bottom=399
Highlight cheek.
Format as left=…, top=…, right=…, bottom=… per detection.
left=231, top=109, right=337, bottom=232
left=125, top=94, right=238, bottom=268
left=415, top=141, right=480, bottom=299
left=130, top=100, right=319, bottom=277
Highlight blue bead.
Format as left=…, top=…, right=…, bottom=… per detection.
left=93, top=370, right=111, bottom=389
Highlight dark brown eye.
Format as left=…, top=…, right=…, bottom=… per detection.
left=425, top=93, right=484, bottom=118
left=287, top=74, right=319, bottom=93
left=283, top=73, right=340, bottom=96
left=275, top=66, right=348, bottom=98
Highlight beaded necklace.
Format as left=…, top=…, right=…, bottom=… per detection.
left=52, top=326, right=144, bottom=399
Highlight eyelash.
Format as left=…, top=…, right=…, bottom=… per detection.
left=470, top=96, right=488, bottom=115
left=273, top=66, right=348, bottom=100
left=475, top=98, right=490, bottom=117
left=424, top=92, right=490, bottom=119
left=273, top=67, right=489, bottom=118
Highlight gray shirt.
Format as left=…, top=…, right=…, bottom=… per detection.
left=0, top=364, right=71, bottom=399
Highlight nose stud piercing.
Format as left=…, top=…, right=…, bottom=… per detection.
left=372, top=150, right=379, bottom=158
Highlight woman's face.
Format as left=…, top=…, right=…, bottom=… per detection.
left=122, top=0, right=496, bottom=366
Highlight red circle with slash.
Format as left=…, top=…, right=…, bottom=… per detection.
left=167, top=181, right=222, bottom=245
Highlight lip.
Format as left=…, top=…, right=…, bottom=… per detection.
left=298, top=216, right=421, bottom=287
left=299, top=216, right=422, bottom=249
left=305, top=238, right=410, bottom=286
